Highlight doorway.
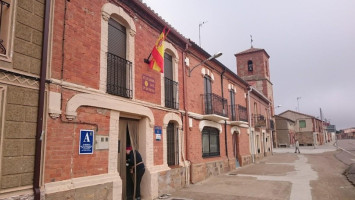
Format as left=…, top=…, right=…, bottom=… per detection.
left=232, top=132, right=240, bottom=168
left=118, top=119, right=139, bottom=200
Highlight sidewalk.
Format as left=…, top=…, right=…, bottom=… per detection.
left=273, top=141, right=337, bottom=154
left=159, top=144, right=355, bottom=200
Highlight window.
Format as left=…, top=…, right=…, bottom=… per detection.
left=299, top=120, right=306, bottom=128
left=204, top=75, right=212, bottom=114
left=164, top=53, right=178, bottom=109
left=230, top=89, right=236, bottom=121
left=167, top=122, right=179, bottom=165
left=107, top=18, right=132, bottom=98
left=0, top=0, right=11, bottom=56
left=202, top=127, right=220, bottom=157
left=248, top=60, right=253, bottom=71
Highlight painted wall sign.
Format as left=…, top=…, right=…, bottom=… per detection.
left=79, top=129, right=94, bottom=154
left=154, top=126, right=162, bottom=141
left=142, top=74, right=155, bottom=93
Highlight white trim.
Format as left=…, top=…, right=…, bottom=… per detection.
left=100, top=3, right=136, bottom=95
left=161, top=41, right=179, bottom=107
left=231, top=126, right=240, bottom=135
left=162, top=112, right=183, bottom=166
left=65, top=93, right=154, bottom=127
left=199, top=120, right=222, bottom=133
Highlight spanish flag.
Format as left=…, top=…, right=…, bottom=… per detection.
left=150, top=28, right=170, bottom=73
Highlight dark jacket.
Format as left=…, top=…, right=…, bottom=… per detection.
left=127, top=150, right=145, bottom=171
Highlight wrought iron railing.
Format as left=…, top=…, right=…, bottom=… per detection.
left=229, top=104, right=248, bottom=122
left=201, top=93, right=228, bottom=117
left=252, top=114, right=266, bottom=127
left=0, top=0, right=10, bottom=54
left=269, top=119, right=275, bottom=130
left=164, top=77, right=179, bottom=109
left=107, top=52, right=132, bottom=98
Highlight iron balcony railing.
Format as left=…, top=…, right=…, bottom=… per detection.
left=229, top=104, right=248, bottom=122
left=164, top=77, right=179, bottom=109
left=107, top=52, right=132, bottom=98
left=269, top=119, right=275, bottom=130
left=201, top=93, right=228, bottom=117
left=252, top=114, right=266, bottom=127
left=0, top=0, right=10, bottom=54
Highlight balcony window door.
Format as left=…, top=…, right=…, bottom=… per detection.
left=230, top=90, right=236, bottom=121
left=107, top=18, right=132, bottom=98
left=164, top=53, right=178, bottom=109
left=204, top=75, right=212, bottom=114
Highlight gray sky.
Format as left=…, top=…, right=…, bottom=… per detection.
left=143, top=0, right=355, bottom=130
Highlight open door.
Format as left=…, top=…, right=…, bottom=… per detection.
left=118, top=119, right=139, bottom=200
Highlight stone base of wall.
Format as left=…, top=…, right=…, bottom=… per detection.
left=240, top=155, right=252, bottom=166
left=191, top=159, right=231, bottom=184
left=158, top=166, right=187, bottom=196
left=45, top=182, right=113, bottom=200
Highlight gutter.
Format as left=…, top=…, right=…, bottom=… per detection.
left=220, top=67, right=228, bottom=158
left=34, top=0, right=51, bottom=199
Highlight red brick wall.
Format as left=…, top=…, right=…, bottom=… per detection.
left=51, top=0, right=104, bottom=89
left=45, top=90, right=110, bottom=183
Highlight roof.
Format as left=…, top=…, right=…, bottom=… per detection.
left=235, top=47, right=270, bottom=58
left=275, top=115, right=295, bottom=123
left=249, top=86, right=270, bottom=104
left=278, top=110, right=320, bottom=121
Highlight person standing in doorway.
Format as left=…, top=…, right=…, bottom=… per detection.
left=295, top=139, right=300, bottom=153
left=126, top=146, right=145, bottom=200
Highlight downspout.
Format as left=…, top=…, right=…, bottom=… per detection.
left=34, top=0, right=51, bottom=199
left=247, top=87, right=255, bottom=163
left=182, top=43, right=190, bottom=185
left=220, top=67, right=228, bottom=159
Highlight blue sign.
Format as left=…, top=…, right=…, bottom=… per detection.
left=79, top=130, right=94, bottom=154
left=154, top=126, right=162, bottom=141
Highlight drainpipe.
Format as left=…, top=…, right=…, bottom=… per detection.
left=34, top=0, right=51, bottom=199
left=247, top=87, right=255, bottom=163
left=220, top=67, right=228, bottom=158
left=182, top=43, right=190, bottom=184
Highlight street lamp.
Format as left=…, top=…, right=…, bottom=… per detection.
left=275, top=105, right=282, bottom=109
left=187, top=52, right=222, bottom=77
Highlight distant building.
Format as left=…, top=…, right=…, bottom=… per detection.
left=278, top=110, right=326, bottom=146
left=275, top=115, right=295, bottom=147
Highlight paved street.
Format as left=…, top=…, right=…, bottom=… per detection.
left=335, top=139, right=355, bottom=165
left=160, top=142, right=355, bottom=200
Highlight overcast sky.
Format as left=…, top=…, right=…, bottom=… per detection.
left=143, top=0, right=355, bottom=130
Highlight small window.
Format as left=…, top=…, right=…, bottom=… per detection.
left=299, top=120, right=306, bottom=128
left=248, top=60, right=253, bottom=71
left=202, top=127, right=220, bottom=157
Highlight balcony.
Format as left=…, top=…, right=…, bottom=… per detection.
left=164, top=77, right=179, bottom=110
left=107, top=53, right=132, bottom=98
left=269, top=119, right=275, bottom=130
left=229, top=104, right=249, bottom=127
left=201, top=93, right=228, bottom=121
left=252, top=114, right=266, bottom=128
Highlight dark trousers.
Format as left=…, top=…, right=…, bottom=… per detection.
left=127, top=168, right=145, bottom=200
left=295, top=147, right=300, bottom=153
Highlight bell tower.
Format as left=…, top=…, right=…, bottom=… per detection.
left=235, top=47, right=274, bottom=114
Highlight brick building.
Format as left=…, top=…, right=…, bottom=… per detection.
left=235, top=47, right=275, bottom=161
left=1, top=0, right=276, bottom=200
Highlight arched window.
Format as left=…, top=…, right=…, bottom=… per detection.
left=202, top=127, right=220, bottom=157
left=248, top=60, right=253, bottom=71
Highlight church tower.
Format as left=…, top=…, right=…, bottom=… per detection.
left=235, top=47, right=274, bottom=115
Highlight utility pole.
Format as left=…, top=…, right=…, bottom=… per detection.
left=199, top=21, right=207, bottom=47
left=297, top=97, right=301, bottom=112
